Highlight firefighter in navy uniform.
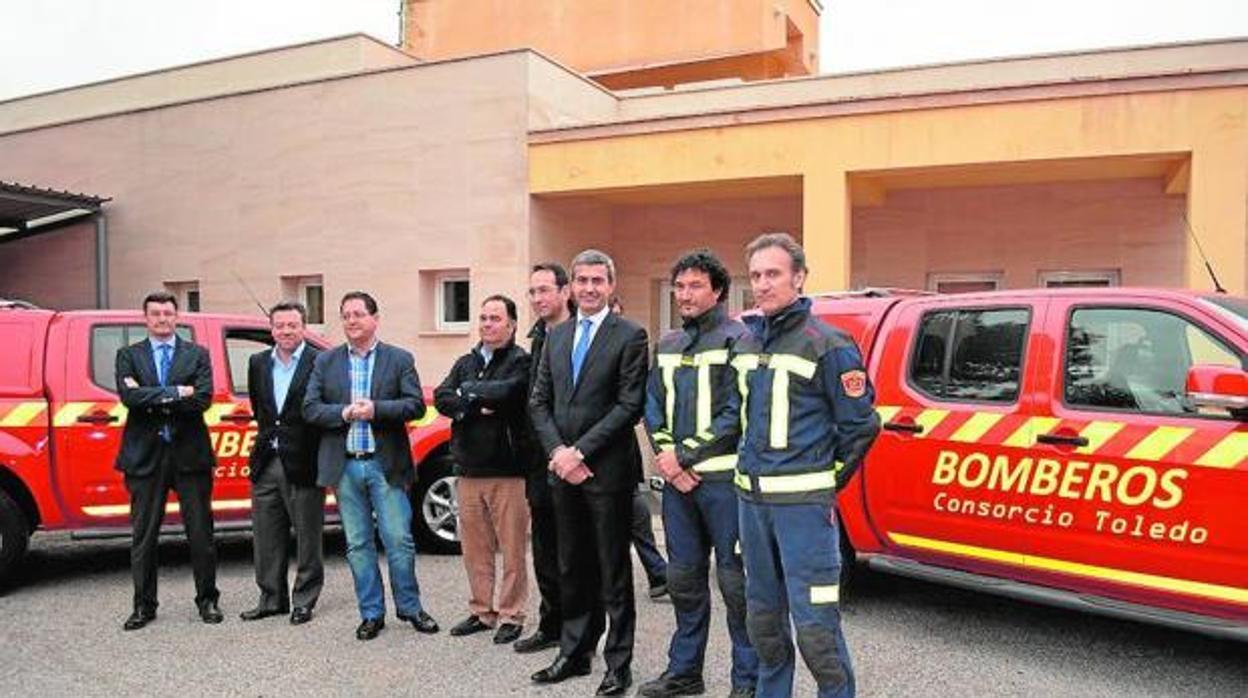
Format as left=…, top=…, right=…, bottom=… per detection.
left=733, top=234, right=880, bottom=698
left=641, top=250, right=759, bottom=698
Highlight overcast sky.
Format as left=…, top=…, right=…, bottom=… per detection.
left=0, top=0, right=1244, bottom=101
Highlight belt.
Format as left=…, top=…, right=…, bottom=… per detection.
left=346, top=451, right=375, bottom=460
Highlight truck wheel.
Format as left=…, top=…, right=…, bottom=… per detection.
left=410, top=453, right=461, bottom=555
left=0, top=489, right=30, bottom=588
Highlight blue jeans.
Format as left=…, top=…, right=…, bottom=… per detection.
left=662, top=480, right=757, bottom=689
left=739, top=498, right=854, bottom=698
left=337, top=458, right=424, bottom=620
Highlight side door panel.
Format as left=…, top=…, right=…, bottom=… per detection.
left=864, top=299, right=1045, bottom=577
left=50, top=317, right=198, bottom=526
left=1028, top=298, right=1248, bottom=620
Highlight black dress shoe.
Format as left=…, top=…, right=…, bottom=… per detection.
left=239, top=605, right=288, bottom=621
left=531, top=655, right=593, bottom=684
left=493, top=623, right=522, bottom=645
left=449, top=615, right=490, bottom=637
left=596, top=667, right=633, bottom=696
left=290, top=607, right=313, bottom=625
left=198, top=601, right=224, bottom=624
left=356, top=617, right=385, bottom=641
left=398, top=610, right=440, bottom=634
left=514, top=629, right=560, bottom=654
left=123, top=608, right=156, bottom=631
left=638, top=670, right=706, bottom=697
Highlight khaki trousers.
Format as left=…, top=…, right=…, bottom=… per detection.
left=457, top=476, right=530, bottom=625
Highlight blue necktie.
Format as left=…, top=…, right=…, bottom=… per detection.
left=158, top=344, right=173, bottom=442
left=571, top=318, right=593, bottom=385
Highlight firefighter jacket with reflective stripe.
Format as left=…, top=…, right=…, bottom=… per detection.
left=644, top=304, right=749, bottom=482
left=734, top=297, right=881, bottom=503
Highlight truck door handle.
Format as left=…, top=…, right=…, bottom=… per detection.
left=1036, top=432, right=1088, bottom=447
left=883, top=421, right=924, bottom=434
left=219, top=413, right=255, bottom=423
left=76, top=412, right=118, bottom=425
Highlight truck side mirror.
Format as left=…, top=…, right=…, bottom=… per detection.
left=1185, top=364, right=1248, bottom=419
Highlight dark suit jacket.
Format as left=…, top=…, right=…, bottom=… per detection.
left=530, top=312, right=649, bottom=494
left=302, top=341, right=425, bottom=489
left=246, top=344, right=321, bottom=488
left=114, top=337, right=215, bottom=477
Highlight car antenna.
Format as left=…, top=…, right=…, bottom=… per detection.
left=230, top=270, right=270, bottom=317
left=1181, top=211, right=1226, bottom=294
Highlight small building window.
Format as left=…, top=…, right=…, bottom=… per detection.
left=1039, top=269, right=1120, bottom=288
left=927, top=272, right=1002, bottom=295
left=439, top=276, right=470, bottom=331
left=280, top=274, right=324, bottom=325
left=164, top=281, right=200, bottom=312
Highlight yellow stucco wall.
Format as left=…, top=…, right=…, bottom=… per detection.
left=530, top=87, right=1248, bottom=294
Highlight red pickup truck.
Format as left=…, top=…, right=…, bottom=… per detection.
left=0, top=307, right=459, bottom=588
left=3, top=289, right=1245, bottom=640
left=820, top=287, right=1246, bottom=641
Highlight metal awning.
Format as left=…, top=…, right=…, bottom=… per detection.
left=0, top=180, right=112, bottom=308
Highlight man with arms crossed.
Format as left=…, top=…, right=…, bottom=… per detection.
left=241, top=301, right=324, bottom=626
left=733, top=234, right=879, bottom=697
left=641, top=250, right=758, bottom=697
left=434, top=294, right=532, bottom=645
left=115, top=291, right=221, bottom=630
left=304, top=291, right=439, bottom=640
left=530, top=250, right=649, bottom=696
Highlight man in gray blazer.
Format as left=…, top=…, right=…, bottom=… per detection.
left=303, top=291, right=440, bottom=641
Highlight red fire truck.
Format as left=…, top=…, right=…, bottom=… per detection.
left=0, top=307, right=459, bottom=587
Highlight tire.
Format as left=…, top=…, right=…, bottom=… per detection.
left=410, top=453, right=461, bottom=555
left=0, top=488, right=30, bottom=589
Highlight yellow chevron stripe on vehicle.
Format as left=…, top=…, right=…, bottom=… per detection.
left=109, top=402, right=129, bottom=424
left=949, top=412, right=1003, bottom=443
left=1194, top=432, right=1247, bottom=469
left=875, top=406, right=901, bottom=423
left=1002, top=416, right=1061, bottom=448
left=1076, top=421, right=1125, bottom=455
left=203, top=402, right=244, bottom=426
left=409, top=406, right=441, bottom=428
left=889, top=531, right=1248, bottom=605
left=0, top=401, right=46, bottom=427
left=913, top=409, right=950, bottom=439
left=52, top=402, right=96, bottom=427
left=1124, top=426, right=1194, bottom=461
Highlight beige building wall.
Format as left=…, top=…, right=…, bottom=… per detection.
left=0, top=221, right=96, bottom=309
left=0, top=51, right=540, bottom=380
left=851, top=178, right=1187, bottom=290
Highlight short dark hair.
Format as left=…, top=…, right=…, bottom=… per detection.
left=339, top=291, right=378, bottom=315
left=745, top=232, right=807, bottom=275
left=269, top=300, right=307, bottom=323
left=482, top=294, right=518, bottom=321
left=670, top=248, right=731, bottom=302
left=531, top=263, right=569, bottom=288
left=143, top=291, right=178, bottom=312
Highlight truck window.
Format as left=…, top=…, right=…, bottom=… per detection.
left=1065, top=307, right=1240, bottom=416
left=910, top=308, right=1029, bottom=403
left=224, top=328, right=275, bottom=395
left=91, top=324, right=194, bottom=393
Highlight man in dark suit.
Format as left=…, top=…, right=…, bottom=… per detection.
left=530, top=250, right=649, bottom=696
left=114, top=291, right=221, bottom=630
left=513, top=262, right=573, bottom=655
left=303, top=291, right=440, bottom=641
left=240, top=301, right=324, bottom=626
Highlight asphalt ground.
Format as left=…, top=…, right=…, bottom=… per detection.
left=0, top=522, right=1244, bottom=697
